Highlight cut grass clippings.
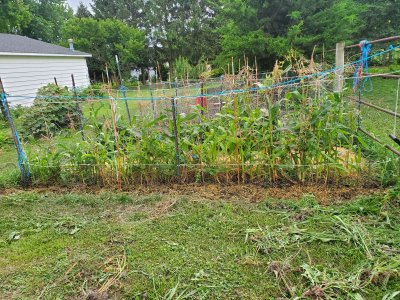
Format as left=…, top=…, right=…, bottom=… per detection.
left=0, top=187, right=399, bottom=299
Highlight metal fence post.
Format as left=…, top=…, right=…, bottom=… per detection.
left=0, top=78, right=30, bottom=186
left=171, top=97, right=181, bottom=181
left=150, top=84, right=156, bottom=119
left=219, top=76, right=224, bottom=111
left=200, top=80, right=205, bottom=116
left=120, top=85, right=131, bottom=123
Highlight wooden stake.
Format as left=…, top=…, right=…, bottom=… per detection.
left=335, top=42, right=345, bottom=93
left=71, top=74, right=85, bottom=141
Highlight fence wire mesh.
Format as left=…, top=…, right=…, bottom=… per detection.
left=1, top=62, right=399, bottom=186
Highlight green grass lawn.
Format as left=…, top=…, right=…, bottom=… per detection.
left=344, top=69, right=400, bottom=146
left=0, top=187, right=399, bottom=299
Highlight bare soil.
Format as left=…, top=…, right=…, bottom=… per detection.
left=0, top=183, right=384, bottom=205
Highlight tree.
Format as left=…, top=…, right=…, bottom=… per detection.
left=214, top=0, right=291, bottom=69
left=21, top=0, right=73, bottom=43
left=82, top=0, right=399, bottom=73
left=358, top=0, right=400, bottom=39
left=0, top=0, right=32, bottom=33
left=213, top=0, right=366, bottom=69
left=91, top=0, right=219, bottom=68
left=289, top=0, right=364, bottom=50
left=143, top=0, right=219, bottom=67
left=75, top=2, right=92, bottom=18
left=61, top=18, right=145, bottom=78
left=91, top=0, right=144, bottom=27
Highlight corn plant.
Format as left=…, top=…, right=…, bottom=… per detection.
left=25, top=84, right=370, bottom=186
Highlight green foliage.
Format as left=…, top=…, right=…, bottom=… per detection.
left=21, top=0, right=73, bottom=43
left=289, top=0, right=363, bottom=50
left=358, top=0, right=400, bottom=38
left=2, top=0, right=400, bottom=75
left=78, top=83, right=107, bottom=98
left=92, top=0, right=218, bottom=67
left=0, top=169, right=21, bottom=188
left=28, top=88, right=367, bottom=186
left=0, top=0, right=72, bottom=43
left=20, top=84, right=80, bottom=139
left=61, top=17, right=145, bottom=77
left=75, top=2, right=92, bottom=18
left=0, top=130, right=11, bottom=147
left=389, top=64, right=400, bottom=75
left=0, top=0, right=32, bottom=33
left=92, top=0, right=143, bottom=26
left=214, top=0, right=365, bottom=68
left=171, top=56, right=210, bottom=80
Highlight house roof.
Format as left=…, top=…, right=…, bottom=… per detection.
left=0, top=34, right=92, bottom=58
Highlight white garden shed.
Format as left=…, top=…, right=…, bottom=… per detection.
left=0, top=34, right=91, bottom=105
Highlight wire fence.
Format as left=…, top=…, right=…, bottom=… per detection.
left=1, top=47, right=400, bottom=187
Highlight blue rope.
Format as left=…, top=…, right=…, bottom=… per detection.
left=1, top=92, right=30, bottom=177
left=119, top=85, right=128, bottom=93
left=353, top=40, right=373, bottom=92
left=5, top=43, right=400, bottom=103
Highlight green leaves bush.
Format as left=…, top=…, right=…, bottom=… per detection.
left=0, top=130, right=11, bottom=147
left=20, top=84, right=81, bottom=139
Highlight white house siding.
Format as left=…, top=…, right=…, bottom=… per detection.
left=0, top=55, right=90, bottom=105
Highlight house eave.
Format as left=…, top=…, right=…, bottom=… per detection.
left=0, top=52, right=92, bottom=58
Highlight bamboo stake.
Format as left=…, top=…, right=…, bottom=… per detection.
left=107, top=86, right=123, bottom=189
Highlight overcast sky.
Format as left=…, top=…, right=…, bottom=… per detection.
left=67, top=0, right=92, bottom=11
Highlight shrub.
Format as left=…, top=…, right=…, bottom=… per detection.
left=171, top=56, right=211, bottom=80
left=389, top=64, right=400, bottom=75
left=20, top=84, right=81, bottom=138
left=0, top=130, right=11, bottom=147
left=78, top=83, right=107, bottom=98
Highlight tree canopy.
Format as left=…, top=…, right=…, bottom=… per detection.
left=0, top=0, right=398, bottom=78
left=61, top=18, right=145, bottom=77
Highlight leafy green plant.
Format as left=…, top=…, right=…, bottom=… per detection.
left=20, top=84, right=81, bottom=139
left=27, top=87, right=365, bottom=186
left=0, top=130, right=11, bottom=147
left=78, top=83, right=107, bottom=98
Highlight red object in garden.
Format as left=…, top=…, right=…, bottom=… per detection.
left=195, top=96, right=208, bottom=109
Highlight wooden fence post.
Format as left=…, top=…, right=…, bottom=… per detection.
left=115, top=55, right=132, bottom=123
left=335, top=42, right=345, bottom=93
left=71, top=74, right=85, bottom=140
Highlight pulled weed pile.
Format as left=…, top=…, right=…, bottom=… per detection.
left=246, top=189, right=400, bottom=299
